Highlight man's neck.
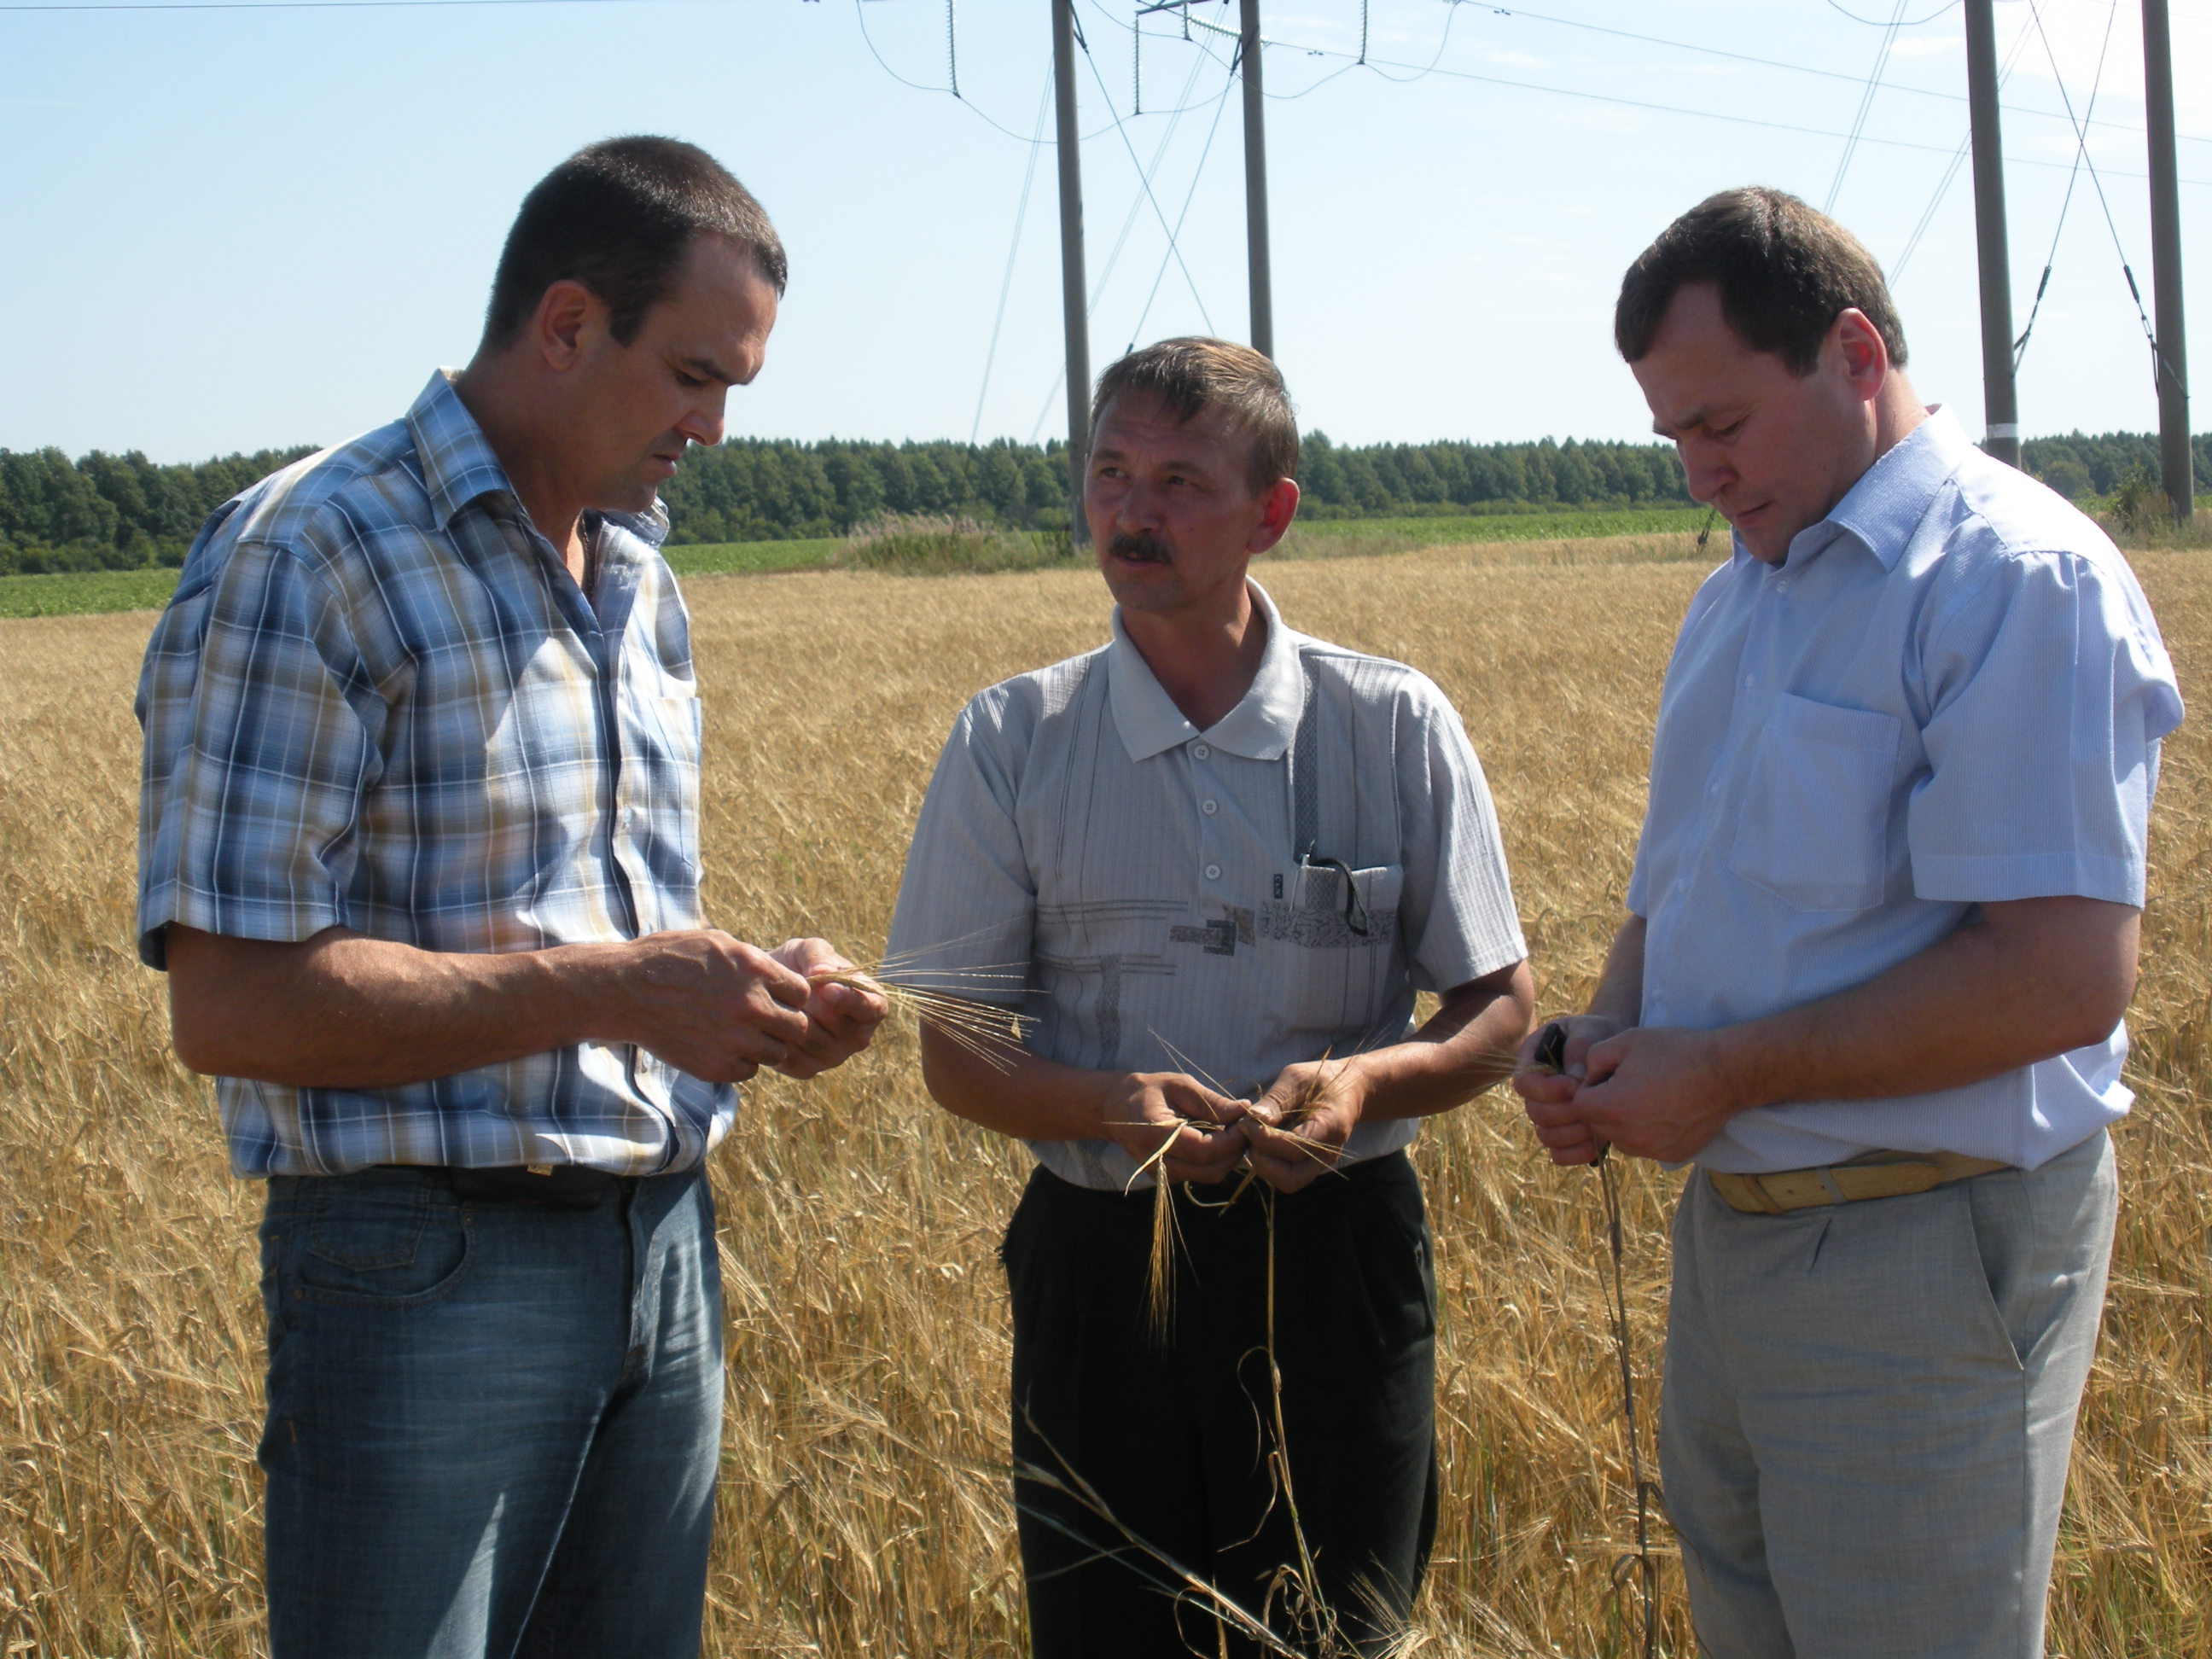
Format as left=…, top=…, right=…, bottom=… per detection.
left=1869, top=371, right=1928, bottom=462
left=1121, top=583, right=1268, bottom=734
left=451, top=362, right=588, bottom=579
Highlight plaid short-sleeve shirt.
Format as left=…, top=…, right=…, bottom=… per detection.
left=137, top=370, right=730, bottom=1178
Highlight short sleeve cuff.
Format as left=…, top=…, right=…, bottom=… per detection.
left=1911, top=850, right=2144, bottom=907
left=137, top=881, right=349, bottom=969
left=1411, top=928, right=1529, bottom=996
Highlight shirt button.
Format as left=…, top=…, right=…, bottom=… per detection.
left=1743, top=674, right=1755, bottom=690
left=1204, top=863, right=1222, bottom=882
left=1202, top=798, right=1219, bottom=816
left=1192, top=742, right=1210, bottom=760
left=1777, top=578, right=1793, bottom=593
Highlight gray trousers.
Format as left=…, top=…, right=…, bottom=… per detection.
left=1662, top=1130, right=2116, bottom=1659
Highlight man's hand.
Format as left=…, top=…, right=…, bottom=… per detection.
left=1511, top=1014, right=1629, bottom=1166
left=1098, top=1073, right=1249, bottom=1185
left=768, top=937, right=892, bottom=1080
left=613, top=929, right=815, bottom=1085
left=1521, top=1023, right=1746, bottom=1166
left=1245, top=1058, right=1366, bottom=1193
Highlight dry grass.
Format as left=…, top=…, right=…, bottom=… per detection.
left=2, top=528, right=2206, bottom=1656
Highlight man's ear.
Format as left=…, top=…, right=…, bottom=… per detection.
left=1247, top=476, right=1301, bottom=556
left=532, top=279, right=600, bottom=371
left=1831, top=307, right=1890, bottom=403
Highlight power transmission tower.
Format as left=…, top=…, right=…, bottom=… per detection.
left=1964, top=0, right=2021, bottom=467
left=2141, top=0, right=2193, bottom=524
left=1052, top=0, right=1092, bottom=545
left=1239, top=0, right=1273, bottom=358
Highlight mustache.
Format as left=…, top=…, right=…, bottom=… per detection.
left=1108, top=532, right=1172, bottom=563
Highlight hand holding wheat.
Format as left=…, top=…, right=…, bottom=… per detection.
left=1097, top=1072, right=1250, bottom=1186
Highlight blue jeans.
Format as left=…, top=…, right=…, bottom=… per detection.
left=257, top=1163, right=725, bottom=1659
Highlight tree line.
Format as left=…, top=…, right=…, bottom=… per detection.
left=3, top=428, right=2205, bottom=575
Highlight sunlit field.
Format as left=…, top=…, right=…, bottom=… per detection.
left=3, top=532, right=2205, bottom=1656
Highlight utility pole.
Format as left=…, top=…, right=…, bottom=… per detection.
left=2141, top=0, right=2193, bottom=524
left=1239, top=0, right=1273, bottom=358
left=1963, top=0, right=2020, bottom=467
left=1052, top=0, right=1092, bottom=545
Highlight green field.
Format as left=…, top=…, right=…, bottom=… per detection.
left=0, top=508, right=1720, bottom=620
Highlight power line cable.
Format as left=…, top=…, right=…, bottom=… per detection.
left=1027, top=32, right=1220, bottom=443
left=1825, top=0, right=1959, bottom=22
left=1825, top=0, right=1908, bottom=213
left=1074, top=0, right=1214, bottom=331
left=1126, top=51, right=1238, bottom=350
left=2023, top=0, right=2172, bottom=388
left=1388, top=2, right=2212, bottom=148
left=972, top=69, right=1052, bottom=445
left=1892, top=15, right=2035, bottom=282
left=2013, top=0, right=2119, bottom=370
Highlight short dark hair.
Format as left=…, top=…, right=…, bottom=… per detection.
left=482, top=136, right=787, bottom=350
left=1615, top=187, right=1907, bottom=375
left=1091, top=337, right=1299, bottom=497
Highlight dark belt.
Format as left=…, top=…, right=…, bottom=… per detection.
left=378, top=1163, right=627, bottom=1210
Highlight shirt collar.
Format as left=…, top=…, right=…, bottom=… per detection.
left=404, top=370, right=672, bottom=550
left=406, top=370, right=518, bottom=531
left=1778, top=404, right=1970, bottom=573
left=1108, top=579, right=1307, bottom=763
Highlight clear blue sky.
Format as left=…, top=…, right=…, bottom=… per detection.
left=2, top=0, right=2206, bottom=461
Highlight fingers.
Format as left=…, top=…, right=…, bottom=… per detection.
left=1160, top=1121, right=1246, bottom=1184
left=1512, top=1069, right=1580, bottom=1105
left=771, top=936, right=850, bottom=980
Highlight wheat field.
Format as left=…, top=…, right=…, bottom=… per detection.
left=2, top=533, right=2206, bottom=1656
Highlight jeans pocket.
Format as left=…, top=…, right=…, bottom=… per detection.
left=294, top=1184, right=474, bottom=1307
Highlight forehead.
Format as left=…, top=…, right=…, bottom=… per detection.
left=1091, top=393, right=1249, bottom=468
left=645, top=235, right=779, bottom=342
left=1634, top=283, right=1798, bottom=428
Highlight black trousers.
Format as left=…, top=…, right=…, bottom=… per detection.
left=1002, top=1152, right=1439, bottom=1659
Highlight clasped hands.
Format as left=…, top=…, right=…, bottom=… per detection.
left=1510, top=1016, right=1748, bottom=1166
left=1099, top=1057, right=1360, bottom=1195
left=622, top=930, right=889, bottom=1084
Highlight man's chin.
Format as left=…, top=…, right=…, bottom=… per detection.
left=1099, top=562, right=1180, bottom=610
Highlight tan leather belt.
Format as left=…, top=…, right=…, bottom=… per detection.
left=1706, top=1151, right=2011, bottom=1214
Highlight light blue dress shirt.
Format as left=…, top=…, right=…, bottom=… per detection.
left=1626, top=407, right=2182, bottom=1174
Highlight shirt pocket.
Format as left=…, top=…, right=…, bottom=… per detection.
left=1266, top=861, right=1406, bottom=1038
left=626, top=692, right=704, bottom=887
left=1728, top=693, right=1901, bottom=913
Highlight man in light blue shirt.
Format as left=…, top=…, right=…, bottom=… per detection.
left=1516, top=188, right=2180, bottom=1656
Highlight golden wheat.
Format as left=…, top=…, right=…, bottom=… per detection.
left=2, top=532, right=2204, bottom=1656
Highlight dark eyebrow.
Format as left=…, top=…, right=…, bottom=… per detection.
left=679, top=354, right=742, bottom=386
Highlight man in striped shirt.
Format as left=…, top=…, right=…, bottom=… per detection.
left=136, top=137, right=884, bottom=1658
left=889, top=339, right=1534, bottom=1656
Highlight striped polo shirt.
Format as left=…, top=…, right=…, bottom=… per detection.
left=888, top=580, right=1527, bottom=1191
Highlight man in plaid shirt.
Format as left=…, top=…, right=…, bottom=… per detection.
left=136, top=137, right=885, bottom=1657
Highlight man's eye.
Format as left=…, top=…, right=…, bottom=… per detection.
left=1715, top=420, right=1746, bottom=441
left=676, top=370, right=706, bottom=388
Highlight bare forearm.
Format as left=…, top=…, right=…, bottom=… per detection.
left=1585, top=916, right=1646, bottom=1025
left=1345, top=961, right=1535, bottom=1123
left=918, top=1022, right=1112, bottom=1141
left=168, top=926, right=615, bottom=1085
left=1711, top=898, right=2139, bottom=1111
left=166, top=922, right=829, bottom=1090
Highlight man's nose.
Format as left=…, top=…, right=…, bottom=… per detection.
left=1679, top=441, right=1733, bottom=505
left=680, top=391, right=727, bottom=449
